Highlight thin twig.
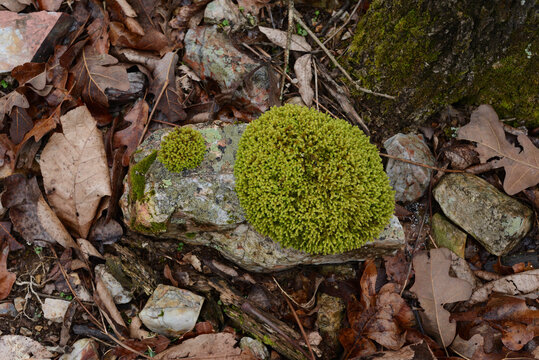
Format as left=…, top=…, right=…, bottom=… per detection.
left=380, top=153, right=465, bottom=173
left=280, top=0, right=294, bottom=100
left=138, top=79, right=169, bottom=146
left=292, top=10, right=395, bottom=100
left=323, top=0, right=362, bottom=45
left=274, top=278, right=316, bottom=360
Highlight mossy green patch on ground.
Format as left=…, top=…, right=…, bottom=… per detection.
left=346, top=0, right=538, bottom=131
left=234, top=104, right=395, bottom=255
left=131, top=219, right=168, bottom=234
left=129, top=151, right=157, bottom=202
left=158, top=127, right=206, bottom=173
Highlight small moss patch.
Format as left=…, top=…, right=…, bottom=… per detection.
left=129, top=151, right=157, bottom=202
left=158, top=127, right=206, bottom=173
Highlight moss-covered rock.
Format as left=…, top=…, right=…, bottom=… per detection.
left=234, top=104, right=395, bottom=255
left=346, top=0, right=538, bottom=133
left=158, top=127, right=206, bottom=173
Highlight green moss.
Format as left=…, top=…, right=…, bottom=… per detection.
left=261, top=335, right=275, bottom=347
left=129, top=151, right=157, bottom=201
left=234, top=104, right=395, bottom=255
left=131, top=220, right=168, bottom=234
left=158, top=127, right=206, bottom=173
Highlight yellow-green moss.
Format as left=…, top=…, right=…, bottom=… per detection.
left=158, top=127, right=206, bottom=173
left=234, top=104, right=395, bottom=255
left=129, top=151, right=157, bottom=202
left=131, top=219, right=167, bottom=234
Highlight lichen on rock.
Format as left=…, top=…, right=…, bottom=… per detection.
left=346, top=0, right=538, bottom=133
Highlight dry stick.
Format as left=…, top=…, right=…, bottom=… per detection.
left=380, top=153, right=465, bottom=173
left=138, top=78, right=169, bottom=146
left=50, top=247, right=151, bottom=360
left=274, top=278, right=316, bottom=360
left=280, top=0, right=295, bottom=100
left=323, top=0, right=363, bottom=45
left=292, top=10, right=395, bottom=100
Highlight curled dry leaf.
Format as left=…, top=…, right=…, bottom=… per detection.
left=294, top=54, right=313, bottom=107
left=0, top=90, right=29, bottom=124
left=457, top=105, right=539, bottom=195
left=40, top=105, right=112, bottom=238
left=0, top=242, right=15, bottom=300
left=469, top=269, right=539, bottom=304
left=259, top=26, right=312, bottom=52
left=70, top=49, right=130, bottom=118
left=113, top=98, right=149, bottom=166
left=410, top=248, right=472, bottom=348
left=2, top=174, right=76, bottom=248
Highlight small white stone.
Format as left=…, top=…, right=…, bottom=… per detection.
left=13, top=297, right=25, bottom=312
left=139, top=284, right=204, bottom=337
left=240, top=337, right=269, bottom=360
left=42, top=298, right=70, bottom=323
left=95, top=264, right=132, bottom=304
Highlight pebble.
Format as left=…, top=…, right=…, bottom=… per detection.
left=95, top=264, right=132, bottom=304
left=240, top=337, right=269, bottom=360
left=42, top=298, right=70, bottom=323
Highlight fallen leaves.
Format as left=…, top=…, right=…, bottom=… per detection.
left=2, top=174, right=76, bottom=249
left=0, top=242, right=15, bottom=300
left=40, top=105, right=112, bottom=238
left=410, top=248, right=472, bottom=348
left=259, top=26, right=312, bottom=52
left=469, top=269, right=539, bottom=304
left=294, top=54, right=313, bottom=107
left=113, top=98, right=149, bottom=166
left=0, top=335, right=53, bottom=359
left=457, top=105, right=539, bottom=195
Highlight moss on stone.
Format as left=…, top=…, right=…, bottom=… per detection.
left=158, top=127, right=206, bottom=173
left=346, top=0, right=538, bottom=131
left=131, top=219, right=168, bottom=234
left=234, top=104, right=395, bottom=255
left=129, top=151, right=157, bottom=202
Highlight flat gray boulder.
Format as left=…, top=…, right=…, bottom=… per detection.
left=120, top=124, right=405, bottom=272
left=433, top=173, right=533, bottom=256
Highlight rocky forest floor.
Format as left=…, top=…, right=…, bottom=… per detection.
left=0, top=0, right=537, bottom=359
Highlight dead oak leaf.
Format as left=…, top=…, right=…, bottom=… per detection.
left=457, top=105, right=539, bottom=195
left=0, top=91, right=29, bottom=124
left=2, top=174, right=76, bottom=249
left=113, top=98, right=149, bottom=166
left=0, top=242, right=16, bottom=300
left=40, top=105, right=112, bottom=238
left=410, top=248, right=472, bottom=348
left=70, top=49, right=130, bottom=114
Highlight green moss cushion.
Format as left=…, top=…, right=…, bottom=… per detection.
left=234, top=104, right=395, bottom=255
left=158, top=127, right=206, bottom=173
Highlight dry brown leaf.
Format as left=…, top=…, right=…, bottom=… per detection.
left=70, top=49, right=130, bottom=114
left=9, top=107, right=33, bottom=145
left=469, top=269, right=539, bottom=304
left=36, top=0, right=63, bottom=11
left=40, top=105, right=111, bottom=238
left=95, top=276, right=126, bottom=328
left=457, top=105, right=539, bottom=195
left=113, top=98, right=149, bottom=166
left=0, top=91, right=29, bottom=124
left=2, top=174, right=76, bottom=248
left=0, top=134, right=16, bottom=178
left=410, top=248, right=472, bottom=348
left=359, top=341, right=436, bottom=360
left=0, top=0, right=32, bottom=11
left=0, top=335, right=53, bottom=359
left=294, top=54, right=313, bottom=107
left=258, top=26, right=312, bottom=52
left=237, top=0, right=270, bottom=15
left=0, top=242, right=15, bottom=300
left=153, top=333, right=244, bottom=360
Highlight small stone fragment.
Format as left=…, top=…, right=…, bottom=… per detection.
left=59, top=338, right=99, bottom=360
left=42, top=298, right=70, bottom=323
left=0, top=11, right=74, bottom=73
left=433, top=173, right=533, bottom=256
left=431, top=213, right=467, bottom=258
left=204, top=0, right=245, bottom=30
left=240, top=337, right=269, bottom=360
left=384, top=133, right=436, bottom=203
left=317, top=293, right=345, bottom=354
left=95, top=264, right=132, bottom=304
left=0, top=303, right=17, bottom=317
left=19, top=327, right=32, bottom=337
left=13, top=297, right=25, bottom=312
left=139, top=284, right=204, bottom=337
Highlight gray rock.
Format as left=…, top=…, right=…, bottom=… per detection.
left=183, top=26, right=273, bottom=115
left=42, top=298, right=70, bottom=323
left=431, top=213, right=467, bottom=258
left=95, top=264, right=132, bottom=304
left=384, top=133, right=436, bottom=203
left=139, top=284, right=204, bottom=337
left=121, top=125, right=405, bottom=272
left=433, top=173, right=533, bottom=256
left=204, top=0, right=246, bottom=30
left=240, top=337, right=269, bottom=359
left=317, top=294, right=345, bottom=351
left=0, top=303, right=17, bottom=318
